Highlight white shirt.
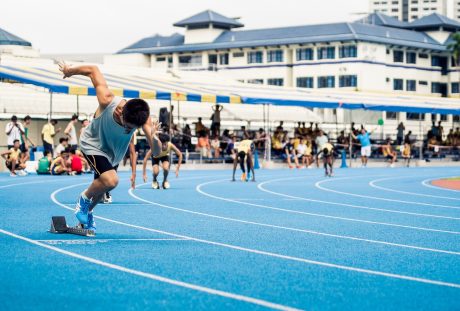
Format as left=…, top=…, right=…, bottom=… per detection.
left=315, top=135, right=328, bottom=150
left=54, top=144, right=66, bottom=158
left=296, top=144, right=306, bottom=156
left=5, top=122, right=25, bottom=146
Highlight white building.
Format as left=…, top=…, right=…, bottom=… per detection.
left=455, top=0, right=460, bottom=20
left=369, top=0, right=449, bottom=22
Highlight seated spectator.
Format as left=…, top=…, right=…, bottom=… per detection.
left=272, top=131, right=284, bottom=156
left=404, top=131, right=413, bottom=144
left=226, top=136, right=237, bottom=156
left=1, top=139, right=27, bottom=177
left=50, top=149, right=71, bottom=175
left=36, top=150, right=52, bottom=174
left=304, top=137, right=314, bottom=168
left=194, top=117, right=207, bottom=136
left=69, top=149, right=83, bottom=175
left=54, top=137, right=69, bottom=158
left=210, top=136, right=222, bottom=158
left=382, top=139, right=397, bottom=167
left=197, top=132, right=211, bottom=158
left=296, top=138, right=307, bottom=168
left=428, top=136, right=440, bottom=156
left=283, top=137, right=300, bottom=169
left=255, top=128, right=266, bottom=149
left=336, top=130, right=349, bottom=149
left=401, top=142, right=411, bottom=167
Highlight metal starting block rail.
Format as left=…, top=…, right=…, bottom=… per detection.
left=49, top=216, right=95, bottom=237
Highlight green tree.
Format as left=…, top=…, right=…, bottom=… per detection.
left=447, top=32, right=460, bottom=98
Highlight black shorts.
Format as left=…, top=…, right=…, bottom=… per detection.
left=385, top=155, right=393, bottom=160
left=238, top=151, right=246, bottom=159
left=5, top=161, right=12, bottom=170
left=83, top=153, right=119, bottom=179
left=152, top=155, right=169, bottom=165
left=20, top=143, right=28, bottom=153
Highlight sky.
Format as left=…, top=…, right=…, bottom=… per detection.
left=1, top=0, right=369, bottom=54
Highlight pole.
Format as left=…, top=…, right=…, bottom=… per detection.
left=267, top=104, right=271, bottom=163
left=418, top=113, right=423, bottom=160
left=49, top=92, right=53, bottom=120
left=76, top=95, right=80, bottom=116
left=177, top=100, right=180, bottom=129
left=348, top=109, right=352, bottom=167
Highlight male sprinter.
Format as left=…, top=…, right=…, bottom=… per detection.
left=58, top=62, right=161, bottom=232
left=232, top=138, right=255, bottom=182
left=142, top=133, right=183, bottom=189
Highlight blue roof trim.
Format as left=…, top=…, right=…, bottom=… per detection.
left=409, top=13, right=460, bottom=29
left=0, top=27, right=32, bottom=47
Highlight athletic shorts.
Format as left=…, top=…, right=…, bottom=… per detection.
left=20, top=143, right=28, bottom=153
left=5, top=161, right=12, bottom=170
left=238, top=151, right=246, bottom=160
left=83, top=153, right=119, bottom=179
left=385, top=155, right=393, bottom=160
left=361, top=146, right=371, bottom=157
left=152, top=155, right=169, bottom=166
left=51, top=165, right=64, bottom=175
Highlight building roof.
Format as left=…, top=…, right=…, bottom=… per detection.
left=357, top=12, right=409, bottom=29
left=0, top=27, right=31, bottom=46
left=173, top=10, right=244, bottom=29
left=119, top=20, right=445, bottom=54
left=408, top=13, right=460, bottom=30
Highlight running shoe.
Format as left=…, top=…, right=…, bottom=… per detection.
left=163, top=181, right=170, bottom=189
left=10, top=173, right=17, bottom=177
left=84, top=212, right=96, bottom=232
left=103, top=192, right=112, bottom=204
left=152, top=181, right=160, bottom=189
left=240, top=173, right=247, bottom=181
left=75, top=192, right=92, bottom=225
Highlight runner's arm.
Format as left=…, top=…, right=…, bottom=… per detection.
left=58, top=62, right=113, bottom=107
left=170, top=144, right=183, bottom=177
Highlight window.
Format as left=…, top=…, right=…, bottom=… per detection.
left=407, top=113, right=425, bottom=120
left=232, top=52, right=244, bottom=58
left=419, top=53, right=428, bottom=59
left=247, top=79, right=264, bottom=85
left=247, top=51, right=263, bottom=64
left=318, top=76, right=335, bottom=88
left=317, top=47, right=335, bottom=60
left=406, top=52, right=416, bottom=64
left=454, top=115, right=460, bottom=122
left=267, top=50, right=284, bottom=62
left=432, top=82, right=442, bottom=93
left=156, top=57, right=166, bottom=62
left=431, top=113, right=437, bottom=121
left=440, top=114, right=447, bottom=121
left=339, top=75, right=358, bottom=87
left=393, top=79, right=404, bottom=90
left=267, top=78, right=284, bottom=86
left=393, top=50, right=404, bottom=62
left=431, top=55, right=441, bottom=67
left=452, top=82, right=459, bottom=93
left=208, top=54, right=218, bottom=65
left=296, top=48, right=314, bottom=61
left=406, top=80, right=416, bottom=91
left=419, top=80, right=428, bottom=85
left=178, top=55, right=202, bottom=67
left=386, top=112, right=397, bottom=120
left=411, top=8, right=418, bottom=11
left=392, top=8, right=399, bottom=12
left=339, top=45, right=357, bottom=58
left=219, top=53, right=229, bottom=65
left=297, top=77, right=314, bottom=88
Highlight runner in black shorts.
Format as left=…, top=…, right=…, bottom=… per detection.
left=143, top=133, right=182, bottom=189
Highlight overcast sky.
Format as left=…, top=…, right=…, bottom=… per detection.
left=1, top=0, right=369, bottom=54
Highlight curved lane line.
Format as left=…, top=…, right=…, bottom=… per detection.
left=49, top=182, right=460, bottom=289
left=422, top=177, right=460, bottom=193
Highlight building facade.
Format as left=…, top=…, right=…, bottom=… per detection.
left=455, top=0, right=460, bottom=20
left=107, top=10, right=460, bottom=101
left=369, top=0, right=449, bottom=22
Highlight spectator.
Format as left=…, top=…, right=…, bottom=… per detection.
left=42, top=119, right=61, bottom=154
left=64, top=114, right=79, bottom=150
left=54, top=137, right=69, bottom=158
left=315, top=130, right=328, bottom=166
left=69, top=149, right=83, bottom=175
left=36, top=150, right=53, bottom=174
left=396, top=122, right=405, bottom=145
left=296, top=137, right=307, bottom=167
left=226, top=135, right=237, bottom=156
left=255, top=128, right=266, bottom=149
left=1, top=139, right=27, bottom=177
left=271, top=131, right=284, bottom=156
left=283, top=137, right=300, bottom=169
left=276, top=121, right=284, bottom=132
left=382, top=138, right=397, bottom=167
left=404, top=131, right=412, bottom=144
left=351, top=127, right=377, bottom=168
left=5, top=115, right=26, bottom=150
left=304, top=136, right=314, bottom=168
left=159, top=106, right=172, bottom=131
left=182, top=124, right=192, bottom=150
left=50, top=149, right=71, bottom=175
left=197, top=132, right=211, bottom=158
left=437, top=121, right=443, bottom=142
left=401, top=142, right=411, bottom=167
left=211, top=135, right=221, bottom=158
left=336, top=130, right=349, bottom=150
left=80, top=119, right=89, bottom=138
left=20, top=115, right=35, bottom=162
left=210, top=104, right=223, bottom=137
left=194, top=117, right=207, bottom=135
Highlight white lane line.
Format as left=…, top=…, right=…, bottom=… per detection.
left=36, top=238, right=190, bottom=245
left=199, top=179, right=460, bottom=235
left=422, top=177, right=460, bottom=193
left=369, top=176, right=460, bottom=201
left=315, top=177, right=460, bottom=210
left=0, top=228, right=300, bottom=311
left=256, top=176, right=460, bottom=221
left=0, top=178, right=76, bottom=189
left=50, top=183, right=460, bottom=289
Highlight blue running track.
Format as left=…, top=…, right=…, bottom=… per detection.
left=0, top=167, right=459, bottom=310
